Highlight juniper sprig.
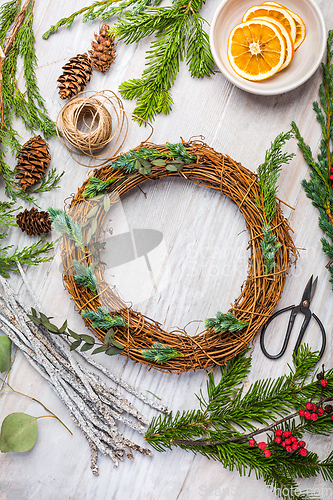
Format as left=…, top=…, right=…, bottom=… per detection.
left=72, top=260, right=97, bottom=295
left=48, top=208, right=84, bottom=252
left=142, top=343, right=183, bottom=364
left=81, top=306, right=127, bottom=330
left=260, top=224, right=282, bottom=275
left=205, top=311, right=249, bottom=333
left=291, top=30, right=333, bottom=291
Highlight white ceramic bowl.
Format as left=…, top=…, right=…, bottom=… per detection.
left=210, top=0, right=326, bottom=95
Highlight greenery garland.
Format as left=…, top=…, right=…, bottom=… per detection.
left=145, top=346, right=333, bottom=500
left=48, top=136, right=297, bottom=372
left=292, top=30, right=333, bottom=291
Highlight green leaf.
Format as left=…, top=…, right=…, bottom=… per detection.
left=42, top=322, right=59, bottom=333
left=134, top=159, right=141, bottom=170
left=92, top=345, right=109, bottom=355
left=70, top=340, right=81, bottom=351
left=104, top=328, right=115, bottom=346
left=31, top=308, right=37, bottom=317
left=86, top=228, right=93, bottom=245
left=0, top=336, right=11, bottom=373
left=27, top=315, right=41, bottom=325
left=103, top=195, right=111, bottom=212
left=68, top=329, right=80, bottom=340
left=152, top=159, right=166, bottom=166
left=91, top=218, right=98, bottom=235
left=139, top=158, right=151, bottom=168
left=166, top=164, right=183, bottom=172
left=0, top=413, right=38, bottom=453
left=81, top=342, right=94, bottom=352
left=138, top=165, right=152, bottom=175
left=105, top=346, right=124, bottom=356
left=39, top=313, right=51, bottom=323
left=80, top=334, right=95, bottom=344
left=109, top=338, right=124, bottom=349
left=58, top=320, right=67, bottom=333
left=86, top=205, right=99, bottom=219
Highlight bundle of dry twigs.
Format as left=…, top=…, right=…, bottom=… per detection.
left=63, top=140, right=297, bottom=373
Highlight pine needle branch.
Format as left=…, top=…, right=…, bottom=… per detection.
left=142, top=343, right=183, bottom=364
left=145, top=345, right=333, bottom=500
left=205, top=311, right=248, bottom=333
left=81, top=306, right=127, bottom=330
left=260, top=224, right=282, bottom=274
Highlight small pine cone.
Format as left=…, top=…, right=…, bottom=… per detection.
left=88, top=24, right=117, bottom=73
left=57, top=53, right=93, bottom=99
left=17, top=208, right=52, bottom=236
left=15, top=136, right=51, bottom=191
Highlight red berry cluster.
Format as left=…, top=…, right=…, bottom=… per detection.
left=274, top=429, right=308, bottom=456
left=248, top=438, right=271, bottom=457
left=299, top=402, right=325, bottom=422
left=330, top=169, right=333, bottom=188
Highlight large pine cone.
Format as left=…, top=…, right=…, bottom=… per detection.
left=88, top=24, right=117, bottom=73
left=15, top=136, right=51, bottom=191
left=57, top=53, right=93, bottom=99
left=17, top=208, right=52, bottom=236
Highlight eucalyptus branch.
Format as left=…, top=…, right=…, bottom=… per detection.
left=0, top=377, right=72, bottom=435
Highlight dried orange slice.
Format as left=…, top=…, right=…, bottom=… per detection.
left=253, top=16, right=294, bottom=71
left=243, top=5, right=297, bottom=43
left=227, top=19, right=286, bottom=81
left=262, top=1, right=306, bottom=49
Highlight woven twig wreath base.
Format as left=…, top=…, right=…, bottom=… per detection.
left=63, top=140, right=297, bottom=373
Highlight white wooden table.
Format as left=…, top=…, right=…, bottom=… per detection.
left=1, top=0, right=333, bottom=498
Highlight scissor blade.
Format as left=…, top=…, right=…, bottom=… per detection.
left=301, top=275, right=313, bottom=304
left=309, top=277, right=318, bottom=304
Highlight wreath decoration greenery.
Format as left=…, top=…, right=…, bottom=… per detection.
left=52, top=136, right=297, bottom=373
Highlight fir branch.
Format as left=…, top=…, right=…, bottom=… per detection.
left=205, top=311, right=248, bottom=333
left=260, top=224, right=282, bottom=274
left=82, top=176, right=118, bottom=198
left=142, top=342, right=183, bottom=364
left=48, top=208, right=84, bottom=252
left=113, top=0, right=214, bottom=123
left=291, top=30, right=333, bottom=291
left=81, top=306, right=127, bottom=330
left=145, top=346, right=333, bottom=500
left=110, top=146, right=167, bottom=173
left=72, top=260, right=97, bottom=295
left=165, top=142, right=196, bottom=163
left=256, top=130, right=295, bottom=223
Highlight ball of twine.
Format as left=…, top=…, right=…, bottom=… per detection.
left=59, top=97, right=113, bottom=154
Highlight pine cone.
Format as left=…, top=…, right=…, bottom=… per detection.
left=57, top=53, right=93, bottom=99
left=88, top=24, right=117, bottom=73
left=17, top=208, right=52, bottom=236
left=15, top=136, right=51, bottom=191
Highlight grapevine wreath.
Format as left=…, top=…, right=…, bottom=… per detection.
left=58, top=138, right=297, bottom=373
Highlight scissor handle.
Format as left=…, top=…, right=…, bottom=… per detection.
left=260, top=305, right=296, bottom=360
left=302, top=312, right=326, bottom=360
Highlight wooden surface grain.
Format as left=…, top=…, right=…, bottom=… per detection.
left=1, top=0, right=333, bottom=498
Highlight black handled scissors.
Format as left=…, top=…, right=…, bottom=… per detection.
left=260, top=275, right=326, bottom=360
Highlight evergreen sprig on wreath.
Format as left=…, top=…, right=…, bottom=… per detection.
left=292, top=30, right=333, bottom=291
left=145, top=346, right=333, bottom=500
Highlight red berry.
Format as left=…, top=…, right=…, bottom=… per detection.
left=331, top=415, right=333, bottom=421
left=284, top=431, right=291, bottom=438
left=275, top=437, right=282, bottom=444
left=249, top=439, right=256, bottom=447
left=299, top=448, right=308, bottom=457
left=306, top=403, right=313, bottom=411
left=318, top=408, right=325, bottom=416
left=321, top=379, right=328, bottom=387
left=330, top=175, right=333, bottom=181
left=312, top=404, right=317, bottom=411
left=285, top=438, right=292, bottom=445
left=258, top=442, right=267, bottom=450
left=299, top=441, right=306, bottom=448
left=311, top=413, right=318, bottom=421
left=263, top=449, right=271, bottom=458
left=281, top=441, right=286, bottom=447
left=286, top=446, right=293, bottom=453
left=291, top=436, right=298, bottom=443
left=275, top=429, right=283, bottom=436
left=292, top=443, right=298, bottom=450
left=299, top=409, right=305, bottom=417
left=331, top=167, right=333, bottom=172
left=304, top=411, right=311, bottom=419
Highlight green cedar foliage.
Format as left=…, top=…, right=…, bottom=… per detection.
left=112, top=0, right=214, bottom=122
left=260, top=224, right=282, bottom=275
left=146, top=346, right=333, bottom=500
left=72, top=260, right=97, bottom=295
left=142, top=342, right=183, bottom=364
left=256, top=130, right=295, bottom=224
left=0, top=0, right=60, bottom=201
left=81, top=306, right=128, bottom=330
left=0, top=201, right=54, bottom=277
left=48, top=208, right=84, bottom=252
left=205, top=311, right=248, bottom=333
left=291, top=30, right=333, bottom=291
left=42, top=0, right=162, bottom=39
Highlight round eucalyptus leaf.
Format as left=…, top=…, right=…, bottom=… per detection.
left=0, top=413, right=38, bottom=453
left=0, top=336, right=11, bottom=373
